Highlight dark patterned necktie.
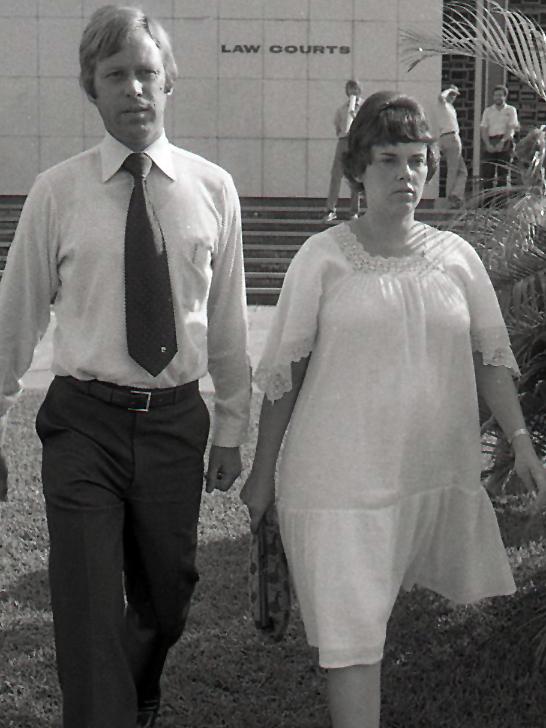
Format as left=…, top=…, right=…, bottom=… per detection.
left=123, top=152, right=178, bottom=376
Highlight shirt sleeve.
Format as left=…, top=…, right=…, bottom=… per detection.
left=254, top=237, right=325, bottom=402
left=206, top=173, right=251, bottom=447
left=508, top=106, right=519, bottom=132
left=452, top=236, right=520, bottom=376
left=0, top=174, right=58, bottom=420
left=480, top=108, right=488, bottom=128
left=334, top=104, right=348, bottom=138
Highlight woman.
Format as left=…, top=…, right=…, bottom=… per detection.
left=241, top=91, right=546, bottom=728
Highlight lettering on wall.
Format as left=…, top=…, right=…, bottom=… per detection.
left=221, top=44, right=351, bottom=54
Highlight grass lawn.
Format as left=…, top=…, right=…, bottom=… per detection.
left=2, top=391, right=546, bottom=727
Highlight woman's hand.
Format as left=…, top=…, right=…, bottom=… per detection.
left=512, top=437, right=546, bottom=513
left=240, top=469, right=276, bottom=533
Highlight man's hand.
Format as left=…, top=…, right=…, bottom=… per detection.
left=205, top=445, right=242, bottom=493
left=0, top=448, right=8, bottom=502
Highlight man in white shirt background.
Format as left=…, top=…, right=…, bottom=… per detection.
left=480, top=84, right=520, bottom=196
left=437, top=85, right=468, bottom=209
left=323, top=79, right=363, bottom=222
left=0, top=6, right=250, bottom=728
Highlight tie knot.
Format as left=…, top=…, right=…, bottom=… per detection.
left=123, top=152, right=152, bottom=180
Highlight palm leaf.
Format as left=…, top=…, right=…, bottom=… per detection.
left=401, top=0, right=546, bottom=102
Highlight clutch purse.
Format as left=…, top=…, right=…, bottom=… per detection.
left=248, top=504, right=291, bottom=641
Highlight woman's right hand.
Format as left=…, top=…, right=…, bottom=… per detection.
left=240, top=469, right=276, bottom=533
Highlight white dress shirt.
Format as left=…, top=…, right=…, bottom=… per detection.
left=334, top=97, right=363, bottom=138
left=0, top=133, right=251, bottom=447
left=480, top=103, right=519, bottom=138
left=437, top=97, right=460, bottom=135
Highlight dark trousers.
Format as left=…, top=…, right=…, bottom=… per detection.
left=35, top=375, right=210, bottom=728
left=326, top=136, right=360, bottom=215
left=482, top=135, right=513, bottom=191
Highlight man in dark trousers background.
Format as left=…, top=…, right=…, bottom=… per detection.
left=0, top=6, right=251, bottom=728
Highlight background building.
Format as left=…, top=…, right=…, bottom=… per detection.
left=0, top=0, right=442, bottom=199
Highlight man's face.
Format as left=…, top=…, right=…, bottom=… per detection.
left=446, top=91, right=458, bottom=105
left=493, top=89, right=507, bottom=107
left=90, top=29, right=168, bottom=151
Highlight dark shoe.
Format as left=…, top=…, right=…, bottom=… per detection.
left=322, top=209, right=337, bottom=223
left=447, top=195, right=463, bottom=209
left=137, top=706, right=159, bottom=727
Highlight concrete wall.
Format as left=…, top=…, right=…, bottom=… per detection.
left=0, top=0, right=442, bottom=197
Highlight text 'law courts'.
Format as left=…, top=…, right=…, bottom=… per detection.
left=221, top=44, right=351, bottom=54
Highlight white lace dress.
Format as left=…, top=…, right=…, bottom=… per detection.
left=255, top=222, right=517, bottom=669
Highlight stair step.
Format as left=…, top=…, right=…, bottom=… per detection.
left=244, top=219, right=327, bottom=232
left=246, top=271, right=286, bottom=279
left=244, top=243, right=302, bottom=252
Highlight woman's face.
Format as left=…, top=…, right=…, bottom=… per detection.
left=360, top=142, right=428, bottom=216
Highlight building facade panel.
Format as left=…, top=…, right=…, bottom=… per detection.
left=219, top=19, right=264, bottom=79
left=263, top=139, right=307, bottom=196
left=218, top=138, right=263, bottom=196
left=39, top=18, right=83, bottom=76
left=0, top=78, right=39, bottom=136
left=174, top=1, right=218, bottom=19
left=263, top=20, right=310, bottom=80
left=264, top=79, right=309, bottom=138
left=218, top=79, right=264, bottom=138
left=308, top=21, right=353, bottom=80
left=40, top=77, right=84, bottom=136
left=39, top=0, right=83, bottom=15
left=174, top=79, right=220, bottom=138
left=0, top=18, right=38, bottom=76
left=0, top=2, right=443, bottom=196
left=0, top=1, right=38, bottom=17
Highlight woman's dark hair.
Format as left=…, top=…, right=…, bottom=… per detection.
left=343, top=90, right=438, bottom=191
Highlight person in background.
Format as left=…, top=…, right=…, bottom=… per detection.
left=437, top=85, right=467, bottom=208
left=323, top=79, right=364, bottom=223
left=480, top=84, right=520, bottom=194
left=0, top=6, right=250, bottom=728
left=241, top=90, right=546, bottom=728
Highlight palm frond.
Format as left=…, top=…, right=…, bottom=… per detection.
left=401, top=0, right=546, bottom=102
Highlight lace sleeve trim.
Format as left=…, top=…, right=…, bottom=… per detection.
left=254, top=337, right=314, bottom=402
left=471, top=328, right=520, bottom=376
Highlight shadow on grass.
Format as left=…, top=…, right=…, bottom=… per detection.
left=3, top=712, right=52, bottom=728
left=4, top=392, right=546, bottom=727
left=160, top=533, right=328, bottom=728
left=4, top=568, right=51, bottom=612
left=383, top=580, right=546, bottom=728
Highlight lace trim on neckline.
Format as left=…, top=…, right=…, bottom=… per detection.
left=334, top=223, right=440, bottom=273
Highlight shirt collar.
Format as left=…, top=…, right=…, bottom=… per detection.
left=99, top=131, right=177, bottom=182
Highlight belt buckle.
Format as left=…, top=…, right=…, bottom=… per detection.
left=129, top=390, right=152, bottom=412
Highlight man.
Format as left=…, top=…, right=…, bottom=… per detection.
left=480, top=84, right=520, bottom=193
left=0, top=6, right=250, bottom=728
left=323, top=79, right=363, bottom=223
left=437, top=85, right=467, bottom=208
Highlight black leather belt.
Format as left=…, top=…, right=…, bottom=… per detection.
left=440, top=131, right=456, bottom=136
left=63, top=376, right=198, bottom=412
